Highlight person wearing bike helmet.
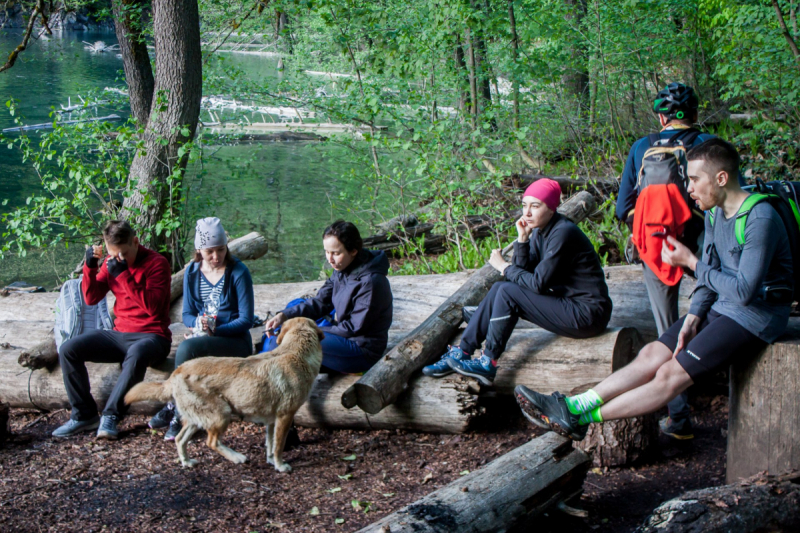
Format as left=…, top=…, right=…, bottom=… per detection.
left=615, top=82, right=714, bottom=441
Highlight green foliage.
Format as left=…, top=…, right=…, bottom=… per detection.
left=391, top=235, right=514, bottom=275
left=578, top=196, right=630, bottom=267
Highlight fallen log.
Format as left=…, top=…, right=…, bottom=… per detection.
left=295, top=373, right=483, bottom=434
left=512, top=173, right=619, bottom=193
left=342, top=193, right=597, bottom=414
left=639, top=471, right=800, bottom=533
left=356, top=432, right=590, bottom=533
left=17, top=333, right=58, bottom=370
left=169, top=231, right=269, bottom=302
left=727, top=319, right=800, bottom=483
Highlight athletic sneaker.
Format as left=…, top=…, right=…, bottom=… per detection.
left=51, top=416, right=100, bottom=438
left=422, top=345, right=468, bottom=378
left=515, top=385, right=587, bottom=441
left=447, top=354, right=497, bottom=386
left=164, top=417, right=182, bottom=441
left=149, top=403, right=175, bottom=429
left=659, top=416, right=694, bottom=441
left=96, top=415, right=120, bottom=440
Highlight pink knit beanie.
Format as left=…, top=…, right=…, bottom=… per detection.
left=523, top=178, right=562, bottom=212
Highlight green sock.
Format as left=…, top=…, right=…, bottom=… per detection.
left=565, top=389, right=604, bottom=415
left=578, top=407, right=604, bottom=426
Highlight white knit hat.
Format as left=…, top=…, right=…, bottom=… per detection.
left=194, top=217, right=228, bottom=250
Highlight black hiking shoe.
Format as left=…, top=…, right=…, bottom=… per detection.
left=659, top=416, right=694, bottom=441
left=164, top=417, right=182, bottom=441
left=149, top=403, right=175, bottom=429
left=515, top=385, right=587, bottom=441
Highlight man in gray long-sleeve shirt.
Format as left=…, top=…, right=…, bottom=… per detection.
left=515, top=139, right=794, bottom=441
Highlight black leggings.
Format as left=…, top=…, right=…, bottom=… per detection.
left=175, top=334, right=252, bottom=368
left=460, top=281, right=610, bottom=360
left=59, top=330, right=171, bottom=420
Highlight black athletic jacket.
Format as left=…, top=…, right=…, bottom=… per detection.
left=504, top=212, right=612, bottom=319
left=281, top=249, right=394, bottom=360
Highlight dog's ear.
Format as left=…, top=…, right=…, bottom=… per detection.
left=314, top=322, right=325, bottom=341
left=276, top=318, right=294, bottom=345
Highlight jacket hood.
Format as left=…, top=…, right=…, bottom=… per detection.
left=347, top=249, right=390, bottom=279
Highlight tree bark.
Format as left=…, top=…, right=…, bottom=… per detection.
left=17, top=334, right=58, bottom=370
left=454, top=40, right=471, bottom=113
left=357, top=433, right=590, bottom=533
left=727, top=320, right=800, bottom=483
left=562, top=0, right=589, bottom=113
left=111, top=0, right=155, bottom=126
left=342, top=194, right=597, bottom=414
left=121, top=0, right=203, bottom=252
left=640, top=472, right=800, bottom=533
left=576, top=415, right=657, bottom=467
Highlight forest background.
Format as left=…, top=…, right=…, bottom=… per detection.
left=1, top=0, right=799, bottom=282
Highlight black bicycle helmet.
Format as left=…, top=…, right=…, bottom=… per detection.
left=652, top=82, right=698, bottom=121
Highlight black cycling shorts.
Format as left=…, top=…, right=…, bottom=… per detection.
left=658, top=310, right=767, bottom=381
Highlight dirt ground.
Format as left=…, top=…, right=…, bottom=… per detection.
left=0, top=392, right=728, bottom=533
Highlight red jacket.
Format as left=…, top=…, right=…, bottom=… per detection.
left=83, top=246, right=172, bottom=339
left=632, top=184, right=691, bottom=286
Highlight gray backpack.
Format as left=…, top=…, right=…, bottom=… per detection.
left=54, top=276, right=114, bottom=349
left=636, top=128, right=700, bottom=206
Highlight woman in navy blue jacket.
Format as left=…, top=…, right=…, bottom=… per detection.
left=149, top=217, right=254, bottom=439
left=262, top=220, right=393, bottom=374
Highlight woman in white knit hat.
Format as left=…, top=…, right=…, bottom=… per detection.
left=148, top=217, right=255, bottom=440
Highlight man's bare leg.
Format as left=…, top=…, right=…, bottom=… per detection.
left=592, top=340, right=674, bottom=403
left=599, top=358, right=693, bottom=420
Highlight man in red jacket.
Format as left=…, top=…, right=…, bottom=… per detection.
left=52, top=221, right=172, bottom=440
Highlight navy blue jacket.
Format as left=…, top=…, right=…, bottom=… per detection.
left=281, top=249, right=393, bottom=360
left=182, top=256, right=255, bottom=342
left=616, top=129, right=716, bottom=222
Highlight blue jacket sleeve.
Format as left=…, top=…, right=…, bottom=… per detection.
left=182, top=268, right=199, bottom=328
left=616, top=141, right=640, bottom=221
left=214, top=267, right=255, bottom=337
left=282, top=278, right=335, bottom=320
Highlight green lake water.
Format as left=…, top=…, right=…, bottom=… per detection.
left=0, top=31, right=366, bottom=289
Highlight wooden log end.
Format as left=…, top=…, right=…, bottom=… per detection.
left=341, top=384, right=358, bottom=409
left=353, top=382, right=389, bottom=415
left=17, top=338, right=58, bottom=370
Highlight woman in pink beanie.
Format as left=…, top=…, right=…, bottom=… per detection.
left=424, top=177, right=613, bottom=385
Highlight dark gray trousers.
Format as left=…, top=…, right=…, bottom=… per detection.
left=59, top=330, right=171, bottom=421
left=642, top=263, right=691, bottom=423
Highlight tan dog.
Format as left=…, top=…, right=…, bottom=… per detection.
left=125, top=317, right=323, bottom=471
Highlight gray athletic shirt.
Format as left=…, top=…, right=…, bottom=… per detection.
left=689, top=201, right=793, bottom=342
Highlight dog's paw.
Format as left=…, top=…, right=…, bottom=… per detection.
left=266, top=455, right=275, bottom=465
left=181, top=459, right=198, bottom=468
left=275, top=463, right=292, bottom=473
left=231, top=453, right=248, bottom=464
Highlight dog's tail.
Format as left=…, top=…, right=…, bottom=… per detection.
left=124, top=380, right=172, bottom=405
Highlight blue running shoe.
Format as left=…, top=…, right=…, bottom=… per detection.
left=447, top=353, right=497, bottom=386
left=422, top=345, right=468, bottom=378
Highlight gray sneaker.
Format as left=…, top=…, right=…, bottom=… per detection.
left=52, top=416, right=100, bottom=438
left=96, top=415, right=120, bottom=440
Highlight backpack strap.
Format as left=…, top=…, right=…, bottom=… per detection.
left=647, top=133, right=661, bottom=147
left=665, top=127, right=701, bottom=147
left=780, top=180, right=800, bottom=229
left=733, top=193, right=770, bottom=246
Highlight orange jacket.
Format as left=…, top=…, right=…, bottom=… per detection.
left=632, top=184, right=691, bottom=286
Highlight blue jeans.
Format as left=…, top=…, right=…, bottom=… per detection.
left=261, top=331, right=372, bottom=374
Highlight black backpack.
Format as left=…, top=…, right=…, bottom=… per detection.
left=710, top=179, right=800, bottom=303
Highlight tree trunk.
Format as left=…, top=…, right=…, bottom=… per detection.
left=111, top=0, right=155, bottom=126
left=121, top=0, right=203, bottom=253
left=342, top=195, right=596, bottom=414
left=640, top=472, right=800, bottom=532
left=454, top=40, right=470, bottom=113
left=357, top=433, right=590, bottom=533
left=562, top=0, right=589, bottom=113
left=576, top=415, right=657, bottom=467
left=296, top=373, right=483, bottom=433
left=727, top=321, right=800, bottom=483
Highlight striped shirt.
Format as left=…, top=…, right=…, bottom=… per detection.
left=200, top=273, right=224, bottom=307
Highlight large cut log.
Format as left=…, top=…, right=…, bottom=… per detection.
left=295, top=373, right=483, bottom=434
left=343, top=193, right=597, bottom=414
left=169, top=231, right=268, bottom=302
left=17, top=333, right=58, bottom=370
left=726, top=319, right=800, bottom=483
left=357, top=432, right=590, bottom=533
left=576, top=415, right=658, bottom=468
left=639, top=472, right=800, bottom=533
